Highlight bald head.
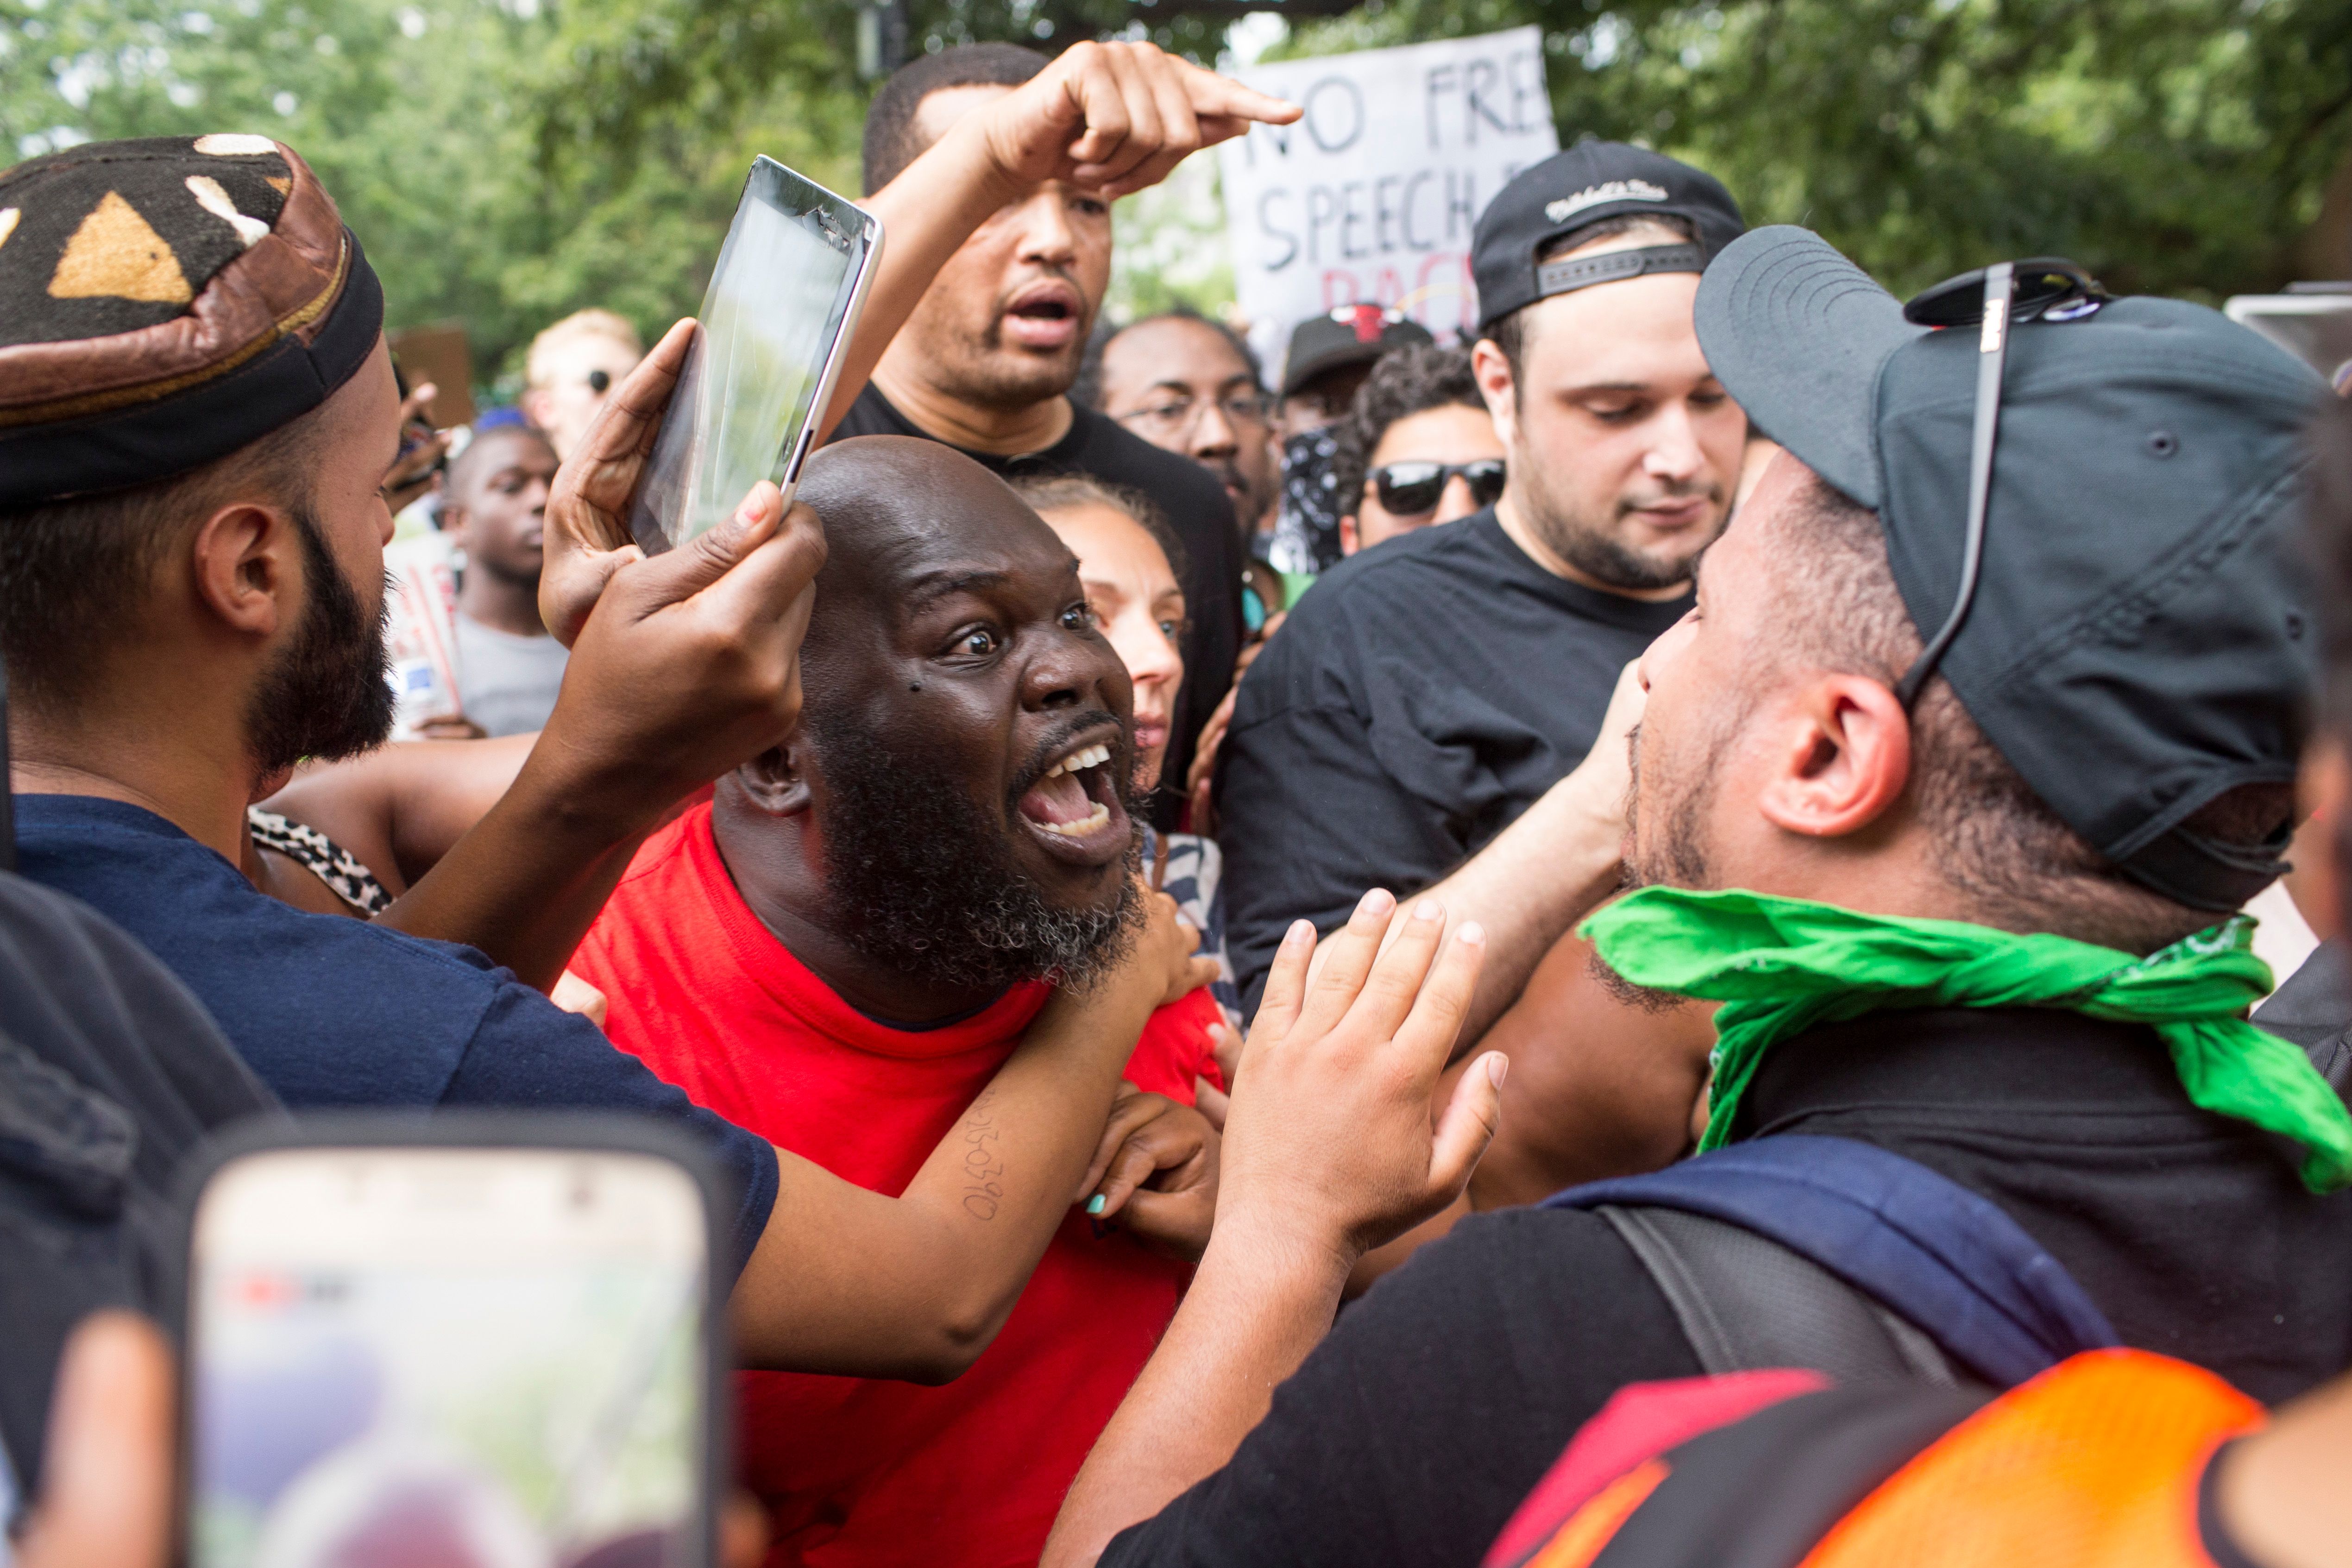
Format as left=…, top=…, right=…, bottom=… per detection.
left=720, top=433, right=1140, bottom=995
left=793, top=435, right=1074, bottom=663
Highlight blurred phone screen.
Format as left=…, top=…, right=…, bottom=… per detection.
left=188, top=1147, right=710, bottom=1568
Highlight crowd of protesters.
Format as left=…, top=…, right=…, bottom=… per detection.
left=3, top=30, right=2352, bottom=1568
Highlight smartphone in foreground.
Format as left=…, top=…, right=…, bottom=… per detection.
left=629, top=157, right=883, bottom=554
left=181, top=1119, right=725, bottom=1568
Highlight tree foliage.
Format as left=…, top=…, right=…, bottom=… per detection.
left=6, top=0, right=2348, bottom=389
left=1277, top=0, right=2352, bottom=299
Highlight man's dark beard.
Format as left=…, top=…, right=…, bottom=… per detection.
left=245, top=509, right=396, bottom=776
left=807, top=707, right=1143, bottom=992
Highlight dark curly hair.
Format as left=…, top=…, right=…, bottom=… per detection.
left=1329, top=344, right=1488, bottom=522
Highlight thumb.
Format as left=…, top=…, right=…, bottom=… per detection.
left=613, top=481, right=784, bottom=612
left=19, top=1314, right=174, bottom=1568
left=1427, top=1052, right=1507, bottom=1199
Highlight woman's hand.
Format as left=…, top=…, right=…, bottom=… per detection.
left=1077, top=1084, right=1221, bottom=1262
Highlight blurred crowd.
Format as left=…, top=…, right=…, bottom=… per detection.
left=3, top=34, right=2352, bottom=1568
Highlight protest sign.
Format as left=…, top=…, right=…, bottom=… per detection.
left=1218, top=27, right=1559, bottom=372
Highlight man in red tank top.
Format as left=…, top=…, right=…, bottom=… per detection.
left=570, top=435, right=1223, bottom=1568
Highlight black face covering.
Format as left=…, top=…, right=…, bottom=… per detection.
left=805, top=705, right=1141, bottom=995
left=245, top=508, right=396, bottom=777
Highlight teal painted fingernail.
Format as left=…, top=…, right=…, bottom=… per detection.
left=1086, top=1194, right=1107, bottom=1215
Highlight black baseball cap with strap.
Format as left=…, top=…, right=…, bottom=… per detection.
left=1695, top=227, right=2325, bottom=912
left=1471, top=141, right=1745, bottom=331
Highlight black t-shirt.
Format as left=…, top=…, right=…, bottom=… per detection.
left=1214, top=510, right=1690, bottom=1011
left=831, top=384, right=1243, bottom=808
left=1101, top=1006, right=2352, bottom=1568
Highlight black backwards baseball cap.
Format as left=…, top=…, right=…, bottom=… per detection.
left=1280, top=305, right=1436, bottom=398
left=1697, top=226, right=2326, bottom=912
left=0, top=134, right=384, bottom=509
left=1472, top=141, right=1745, bottom=330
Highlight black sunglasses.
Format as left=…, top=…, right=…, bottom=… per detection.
left=1374, top=459, right=1507, bottom=517
left=1890, top=258, right=2108, bottom=708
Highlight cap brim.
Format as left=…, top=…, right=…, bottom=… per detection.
left=1694, top=226, right=1925, bottom=509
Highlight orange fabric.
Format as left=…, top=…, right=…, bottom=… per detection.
left=1527, top=1460, right=1669, bottom=1568
left=1800, top=1350, right=2264, bottom=1568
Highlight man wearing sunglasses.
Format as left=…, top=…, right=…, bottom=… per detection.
left=1043, top=227, right=2348, bottom=1568
left=1327, top=345, right=1506, bottom=558
left=1215, top=144, right=1748, bottom=1015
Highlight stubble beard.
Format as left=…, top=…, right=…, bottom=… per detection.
left=1590, top=718, right=1725, bottom=1012
left=1516, top=460, right=1721, bottom=594
left=932, top=285, right=1094, bottom=415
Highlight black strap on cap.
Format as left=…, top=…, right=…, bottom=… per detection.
left=1535, top=242, right=1705, bottom=302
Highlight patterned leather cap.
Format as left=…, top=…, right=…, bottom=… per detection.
left=0, top=133, right=384, bottom=508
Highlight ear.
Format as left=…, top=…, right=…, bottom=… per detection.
left=734, top=736, right=813, bottom=817
left=1338, top=515, right=1360, bottom=557
left=1470, top=337, right=1519, bottom=449
left=1754, top=674, right=1913, bottom=839
left=188, top=503, right=300, bottom=642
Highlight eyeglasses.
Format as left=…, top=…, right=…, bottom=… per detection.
left=1372, top=459, right=1507, bottom=517
left=1891, top=258, right=2108, bottom=709
left=1117, top=390, right=1273, bottom=441
left=587, top=368, right=612, bottom=394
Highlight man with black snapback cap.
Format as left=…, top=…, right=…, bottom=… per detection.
left=1044, top=228, right=2352, bottom=1568
left=0, top=133, right=1211, bottom=1384
left=1216, top=142, right=1747, bottom=1016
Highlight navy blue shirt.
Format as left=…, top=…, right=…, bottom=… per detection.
left=14, top=794, right=779, bottom=1277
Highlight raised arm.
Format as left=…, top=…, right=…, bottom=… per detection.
left=731, top=889, right=1212, bottom=1380
left=1045, top=891, right=1503, bottom=1565
left=816, top=40, right=1298, bottom=441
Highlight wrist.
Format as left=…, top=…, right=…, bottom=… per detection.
left=937, top=112, right=1031, bottom=214
left=1200, top=1206, right=1359, bottom=1295
left=498, top=743, right=666, bottom=848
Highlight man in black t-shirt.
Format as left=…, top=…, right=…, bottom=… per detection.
left=1043, top=232, right=2343, bottom=1568
left=830, top=44, right=1245, bottom=806
left=1215, top=143, right=1750, bottom=1011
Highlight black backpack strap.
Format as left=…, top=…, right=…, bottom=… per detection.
left=1549, top=1134, right=2119, bottom=1386
left=1597, top=1206, right=1966, bottom=1386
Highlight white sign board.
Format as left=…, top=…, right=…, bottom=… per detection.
left=1218, top=27, right=1559, bottom=372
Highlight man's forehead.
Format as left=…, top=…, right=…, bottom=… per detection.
left=861, top=511, right=1078, bottom=604
left=1107, top=318, right=1251, bottom=391
left=1521, top=270, right=1709, bottom=385
left=913, top=83, right=1014, bottom=148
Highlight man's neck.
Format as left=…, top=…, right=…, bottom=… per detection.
left=11, top=708, right=260, bottom=868
left=869, top=353, right=1075, bottom=458
left=709, top=784, right=1006, bottom=1026
left=458, top=569, right=549, bottom=639
left=1496, top=491, right=1695, bottom=604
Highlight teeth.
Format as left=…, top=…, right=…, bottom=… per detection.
left=1042, top=743, right=1113, bottom=779
left=1037, top=802, right=1111, bottom=837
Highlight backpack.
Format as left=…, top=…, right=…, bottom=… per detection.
left=1541, top=1134, right=2120, bottom=1388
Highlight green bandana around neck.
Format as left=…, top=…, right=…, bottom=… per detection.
left=1579, top=887, right=2352, bottom=1195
